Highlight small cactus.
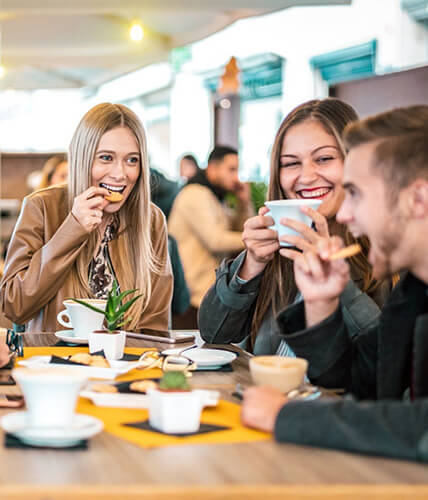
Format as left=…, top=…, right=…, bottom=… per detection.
left=158, top=371, right=190, bottom=391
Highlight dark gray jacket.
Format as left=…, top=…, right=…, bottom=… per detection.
left=199, top=251, right=382, bottom=353
left=274, top=272, right=428, bottom=462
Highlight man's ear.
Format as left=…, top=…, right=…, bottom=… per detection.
left=405, top=179, right=428, bottom=218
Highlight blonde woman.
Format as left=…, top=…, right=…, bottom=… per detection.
left=0, top=103, right=172, bottom=332
left=200, top=98, right=391, bottom=354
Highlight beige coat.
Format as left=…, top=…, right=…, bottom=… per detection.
left=0, top=186, right=173, bottom=332
left=168, top=184, right=251, bottom=308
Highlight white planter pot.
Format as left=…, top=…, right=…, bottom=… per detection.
left=88, top=330, right=126, bottom=360
left=147, top=389, right=204, bottom=434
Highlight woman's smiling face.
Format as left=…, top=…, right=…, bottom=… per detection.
left=279, top=120, right=345, bottom=218
left=91, top=126, right=141, bottom=214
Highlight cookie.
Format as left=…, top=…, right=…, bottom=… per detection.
left=89, top=355, right=110, bottom=368
left=105, top=191, right=123, bottom=203
left=69, top=353, right=92, bottom=365
left=92, top=384, right=118, bottom=393
left=129, top=380, right=158, bottom=393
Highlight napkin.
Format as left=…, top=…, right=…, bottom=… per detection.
left=4, top=433, right=88, bottom=450
left=123, top=419, right=230, bottom=438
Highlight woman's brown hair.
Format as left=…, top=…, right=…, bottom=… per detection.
left=251, top=98, right=380, bottom=348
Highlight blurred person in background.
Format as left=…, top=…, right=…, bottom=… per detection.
left=199, top=99, right=392, bottom=355
left=38, top=153, right=68, bottom=189
left=169, top=145, right=253, bottom=328
left=179, top=153, right=200, bottom=183
left=0, top=103, right=172, bottom=332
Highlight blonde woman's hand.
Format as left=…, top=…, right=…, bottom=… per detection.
left=239, top=206, right=280, bottom=280
left=279, top=206, right=330, bottom=261
left=71, top=187, right=110, bottom=233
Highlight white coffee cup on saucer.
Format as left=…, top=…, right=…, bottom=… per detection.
left=12, top=367, right=87, bottom=428
left=57, top=299, right=107, bottom=339
left=264, top=199, right=322, bottom=247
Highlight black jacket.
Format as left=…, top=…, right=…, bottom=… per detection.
left=274, top=272, right=428, bottom=462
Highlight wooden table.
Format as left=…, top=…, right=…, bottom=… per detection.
left=0, top=333, right=426, bottom=500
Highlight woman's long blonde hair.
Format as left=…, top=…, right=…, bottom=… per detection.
left=67, top=102, right=162, bottom=330
left=251, top=98, right=381, bottom=348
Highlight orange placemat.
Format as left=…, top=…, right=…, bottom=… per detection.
left=18, top=346, right=271, bottom=448
left=76, top=397, right=270, bottom=448
left=18, top=346, right=163, bottom=381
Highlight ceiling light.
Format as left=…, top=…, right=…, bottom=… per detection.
left=129, top=21, right=144, bottom=42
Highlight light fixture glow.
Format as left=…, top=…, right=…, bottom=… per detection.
left=129, top=21, right=144, bottom=42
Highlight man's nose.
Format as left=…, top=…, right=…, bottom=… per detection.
left=337, top=197, right=351, bottom=224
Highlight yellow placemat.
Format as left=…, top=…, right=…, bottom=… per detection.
left=18, top=346, right=163, bottom=381
left=18, top=346, right=271, bottom=448
left=76, top=397, right=270, bottom=448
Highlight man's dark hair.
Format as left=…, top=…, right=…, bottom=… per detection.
left=208, top=145, right=238, bottom=164
left=344, top=106, right=428, bottom=201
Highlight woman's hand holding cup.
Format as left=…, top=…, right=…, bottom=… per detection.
left=72, top=186, right=110, bottom=233
left=279, top=206, right=330, bottom=261
left=240, top=206, right=280, bottom=280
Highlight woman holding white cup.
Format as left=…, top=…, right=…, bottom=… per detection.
left=0, top=103, right=173, bottom=333
left=200, top=98, right=392, bottom=356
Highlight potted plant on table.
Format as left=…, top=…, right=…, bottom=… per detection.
left=71, top=281, right=141, bottom=360
left=147, top=371, right=204, bottom=434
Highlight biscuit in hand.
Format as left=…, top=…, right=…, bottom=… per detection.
left=105, top=191, right=123, bottom=203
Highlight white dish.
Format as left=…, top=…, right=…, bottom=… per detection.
left=80, top=390, right=148, bottom=408
left=80, top=387, right=219, bottom=409
left=1, top=412, right=103, bottom=447
left=55, top=330, right=89, bottom=345
left=18, top=355, right=140, bottom=380
left=162, top=347, right=237, bottom=367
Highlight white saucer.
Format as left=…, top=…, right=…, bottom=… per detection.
left=162, top=347, right=237, bottom=367
left=1, top=412, right=103, bottom=447
left=55, top=330, right=88, bottom=345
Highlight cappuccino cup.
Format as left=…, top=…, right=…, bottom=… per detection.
left=57, top=299, right=106, bottom=338
left=265, top=199, right=322, bottom=247
left=12, top=367, right=87, bottom=428
left=249, top=356, right=308, bottom=394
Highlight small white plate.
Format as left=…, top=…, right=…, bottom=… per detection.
left=55, top=330, right=89, bottom=345
left=162, top=347, right=237, bottom=367
left=1, top=412, right=103, bottom=447
left=18, top=355, right=140, bottom=380
left=80, top=390, right=148, bottom=408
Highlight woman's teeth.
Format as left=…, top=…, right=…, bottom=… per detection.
left=100, top=183, right=125, bottom=193
left=298, top=188, right=330, bottom=198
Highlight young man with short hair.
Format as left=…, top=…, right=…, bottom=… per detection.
left=241, top=106, right=428, bottom=463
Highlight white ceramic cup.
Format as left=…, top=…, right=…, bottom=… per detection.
left=264, top=199, right=322, bottom=247
left=12, top=367, right=87, bottom=428
left=56, top=299, right=107, bottom=339
left=249, top=355, right=308, bottom=394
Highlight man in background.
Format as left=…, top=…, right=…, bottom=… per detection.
left=169, top=145, right=253, bottom=328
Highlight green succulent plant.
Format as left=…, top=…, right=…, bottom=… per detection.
left=158, top=371, right=190, bottom=391
left=71, top=280, right=141, bottom=332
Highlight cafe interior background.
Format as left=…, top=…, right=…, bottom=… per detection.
left=0, top=0, right=428, bottom=287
